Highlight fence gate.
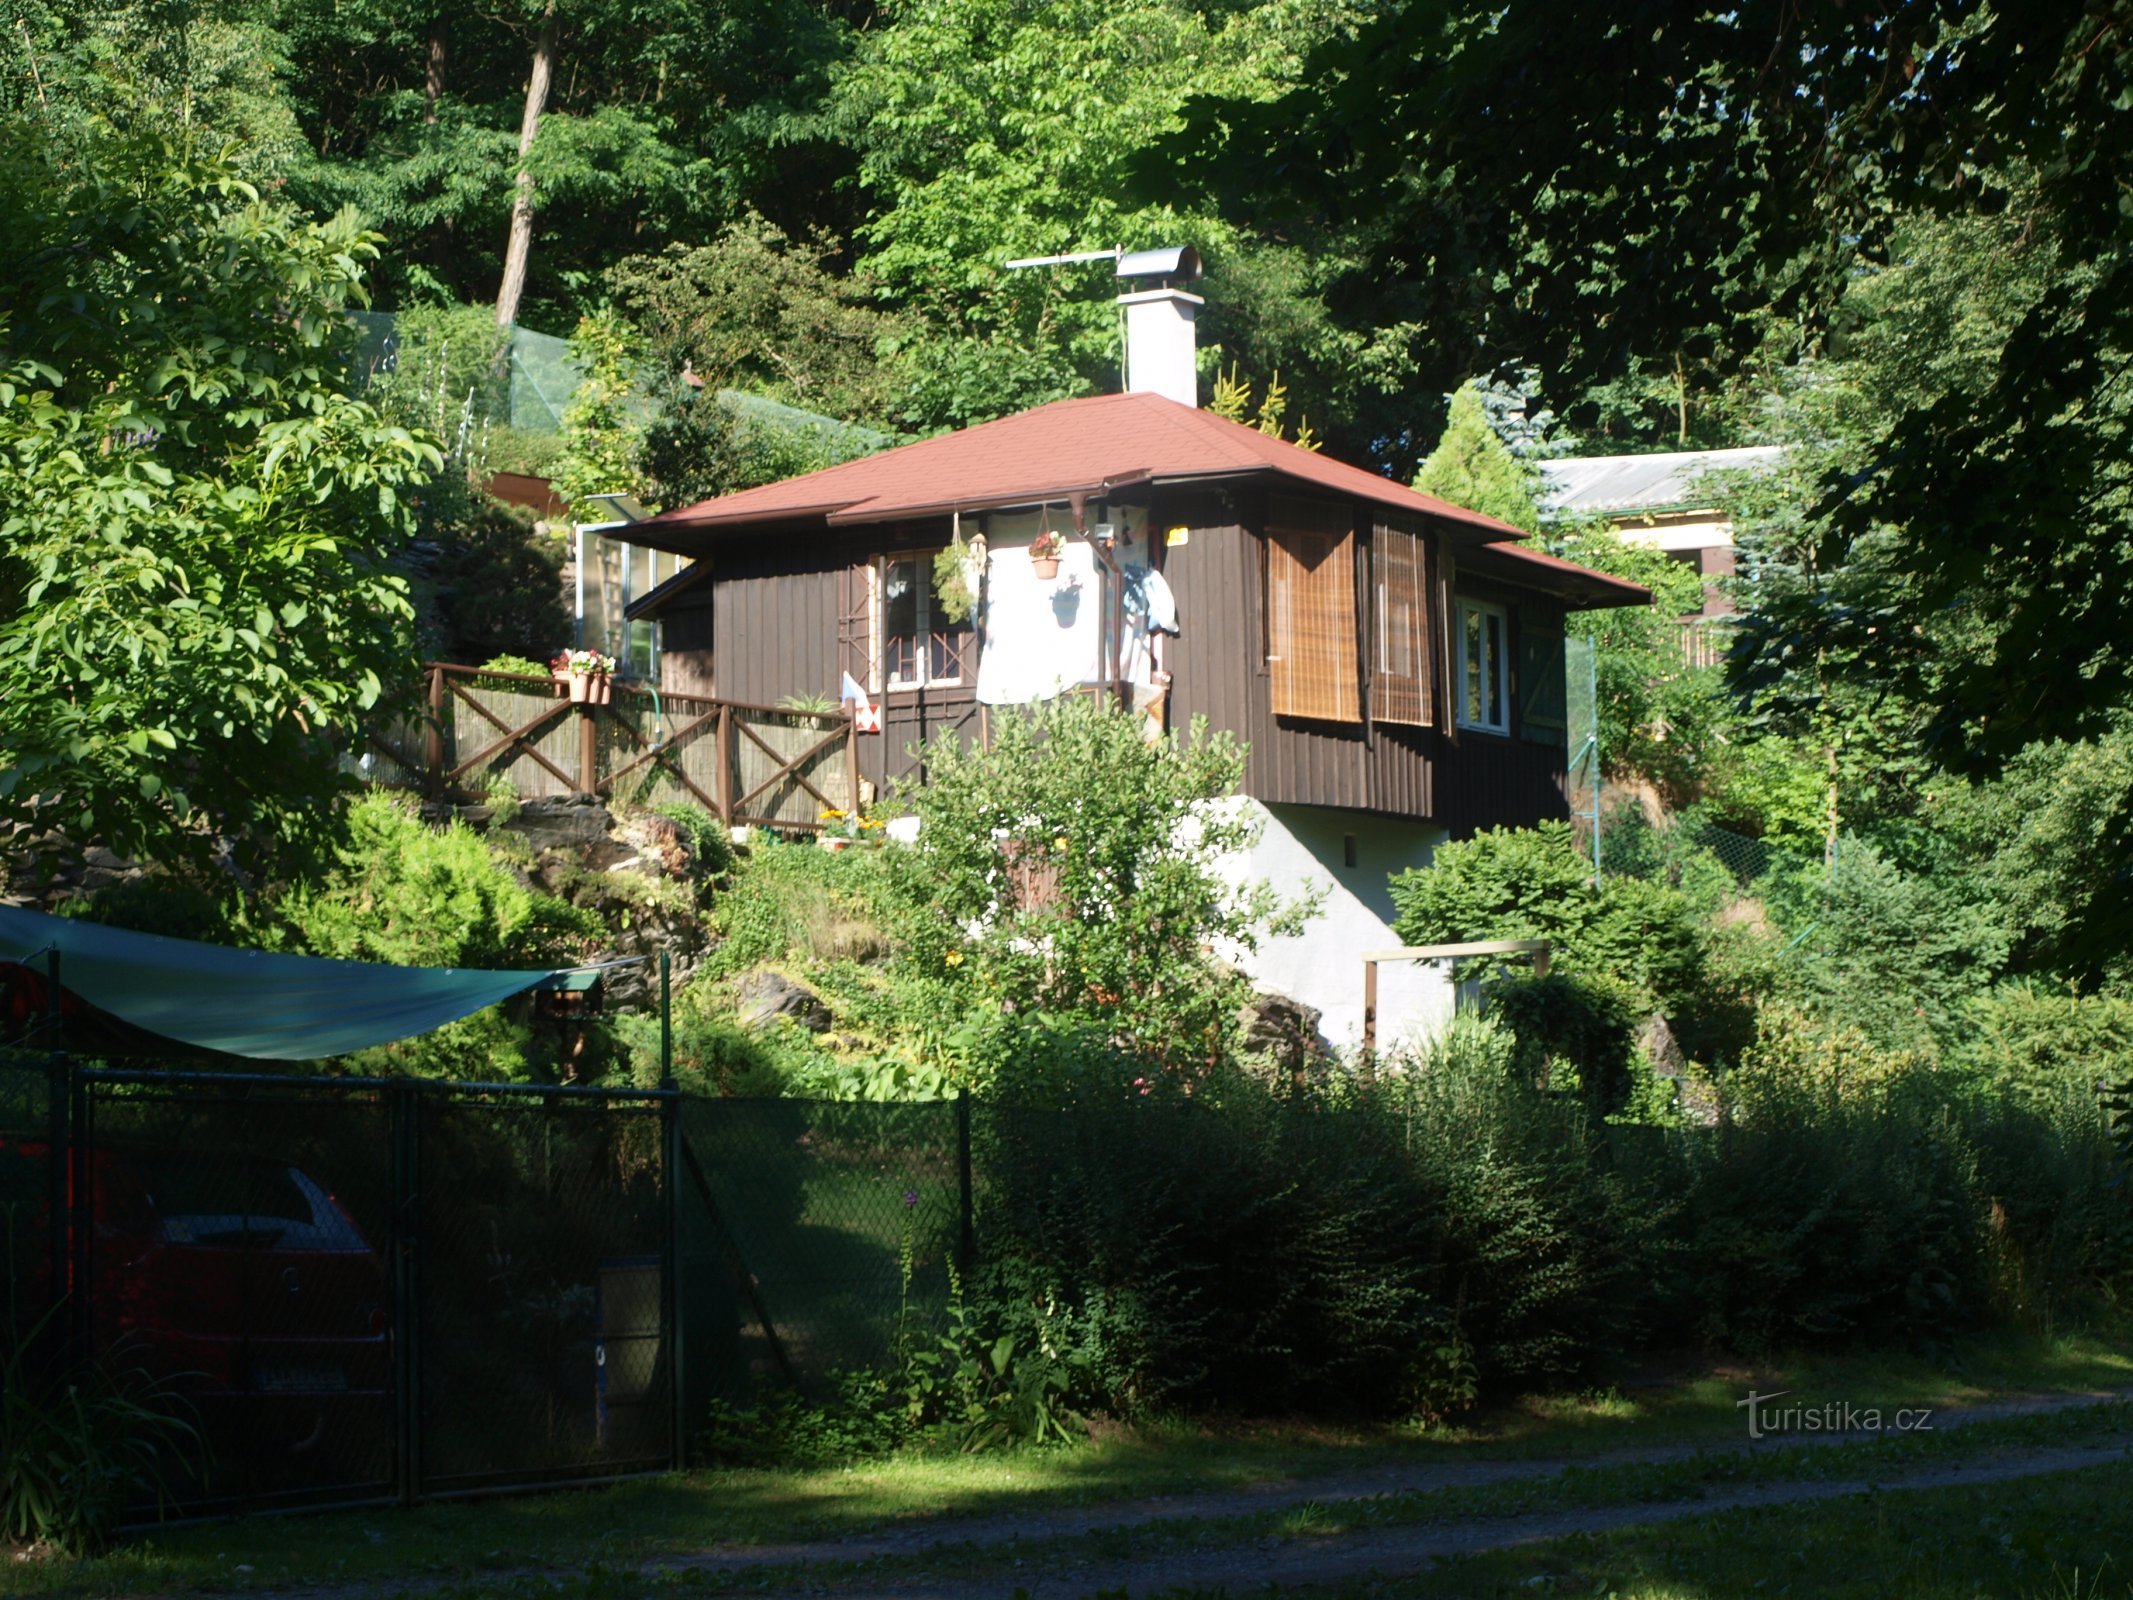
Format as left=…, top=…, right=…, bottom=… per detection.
left=14, top=1066, right=680, bottom=1517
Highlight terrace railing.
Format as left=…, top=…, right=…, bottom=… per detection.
left=358, top=664, right=860, bottom=830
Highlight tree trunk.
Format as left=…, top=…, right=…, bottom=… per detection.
left=425, top=19, right=446, bottom=124
left=494, top=2, right=557, bottom=331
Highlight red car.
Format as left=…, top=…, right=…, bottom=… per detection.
left=4, top=1138, right=394, bottom=1499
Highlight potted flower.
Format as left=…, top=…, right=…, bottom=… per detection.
left=817, top=808, right=887, bottom=850
left=561, top=649, right=617, bottom=705
left=1028, top=526, right=1064, bottom=580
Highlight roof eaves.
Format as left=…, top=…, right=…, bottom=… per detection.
left=624, top=557, right=713, bottom=621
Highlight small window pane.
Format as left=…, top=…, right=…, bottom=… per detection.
left=884, top=558, right=921, bottom=685
left=1458, top=601, right=1509, bottom=733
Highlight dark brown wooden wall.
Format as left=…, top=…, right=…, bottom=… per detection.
left=1155, top=488, right=1569, bottom=838
left=651, top=497, right=1574, bottom=834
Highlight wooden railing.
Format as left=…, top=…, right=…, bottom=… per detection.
left=355, top=664, right=860, bottom=830
left=1677, top=616, right=1736, bottom=671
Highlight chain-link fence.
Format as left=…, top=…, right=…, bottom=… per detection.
left=1, top=1063, right=683, bottom=1517
left=679, top=1097, right=966, bottom=1400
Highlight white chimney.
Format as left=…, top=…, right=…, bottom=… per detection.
left=1118, top=287, right=1204, bottom=408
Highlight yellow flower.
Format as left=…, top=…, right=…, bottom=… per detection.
left=819, top=808, right=846, bottom=821
left=1052, top=835, right=1069, bottom=851
left=944, top=949, right=965, bottom=968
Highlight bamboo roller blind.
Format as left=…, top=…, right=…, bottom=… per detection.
left=1371, top=519, right=1432, bottom=726
left=1267, top=497, right=1361, bottom=723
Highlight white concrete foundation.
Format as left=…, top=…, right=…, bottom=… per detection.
left=1221, top=799, right=1453, bottom=1054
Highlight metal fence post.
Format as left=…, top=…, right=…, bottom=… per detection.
left=955, top=1090, right=974, bottom=1277
left=390, top=1080, right=421, bottom=1506
left=42, top=950, right=70, bottom=1366
left=67, top=1055, right=90, bottom=1369
left=663, top=1090, right=684, bottom=1473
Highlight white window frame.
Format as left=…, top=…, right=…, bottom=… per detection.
left=879, top=552, right=970, bottom=691
left=1455, top=597, right=1511, bottom=734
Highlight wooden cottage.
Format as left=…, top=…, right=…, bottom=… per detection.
left=617, top=375, right=1645, bottom=1046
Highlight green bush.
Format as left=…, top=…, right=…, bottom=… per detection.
left=1, top=1306, right=203, bottom=1555
left=420, top=494, right=570, bottom=666
left=1487, top=972, right=1639, bottom=1114
left=887, top=697, right=1293, bottom=1086
left=1389, top=821, right=1706, bottom=1020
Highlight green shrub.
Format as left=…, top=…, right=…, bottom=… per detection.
left=1487, top=972, right=1640, bottom=1114
left=420, top=495, right=570, bottom=666
left=705, top=837, right=888, bottom=978
left=887, top=697, right=1294, bottom=1085
left=1389, top=822, right=1706, bottom=1021
left=653, top=803, right=735, bottom=879
left=1, top=1305, right=203, bottom=1555
left=1949, top=985, right=2133, bottom=1107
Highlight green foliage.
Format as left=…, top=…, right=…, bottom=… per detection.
left=422, top=498, right=570, bottom=666
left=552, top=312, right=647, bottom=511
left=608, top=216, right=911, bottom=424
left=1788, top=841, right=2012, bottom=1054
left=1948, top=987, right=2133, bottom=1109
left=0, top=120, right=439, bottom=881
left=1389, top=822, right=1704, bottom=1019
left=1547, top=526, right=1732, bottom=803
left=1486, top=973, right=1638, bottom=1114
left=269, top=792, right=603, bottom=1079
left=1, top=1288, right=203, bottom=1555
left=703, top=838, right=887, bottom=980
left=1208, top=365, right=1320, bottom=450
left=885, top=698, right=1289, bottom=1087
left=1413, top=384, right=1544, bottom=534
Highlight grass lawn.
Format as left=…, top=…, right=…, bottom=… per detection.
left=10, top=1325, right=2133, bottom=1599
left=1386, top=1456, right=2133, bottom=1598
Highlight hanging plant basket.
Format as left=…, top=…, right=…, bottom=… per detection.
left=1029, top=515, right=1064, bottom=580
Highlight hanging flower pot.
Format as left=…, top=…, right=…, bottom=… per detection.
left=567, top=673, right=592, bottom=704
left=1029, top=525, right=1064, bottom=581
left=590, top=673, right=614, bottom=706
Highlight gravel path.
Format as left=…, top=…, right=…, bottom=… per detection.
left=813, top=1436, right=2133, bottom=1600
left=253, top=1386, right=2133, bottom=1600
left=648, top=1386, right=2133, bottom=1577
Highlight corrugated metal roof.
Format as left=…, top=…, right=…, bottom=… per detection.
left=1539, top=446, right=1784, bottom=516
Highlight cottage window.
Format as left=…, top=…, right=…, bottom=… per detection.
left=1370, top=520, right=1432, bottom=726
left=1455, top=598, right=1510, bottom=734
left=1265, top=498, right=1360, bottom=724
left=881, top=554, right=973, bottom=690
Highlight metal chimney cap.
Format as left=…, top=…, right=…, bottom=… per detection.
left=1116, top=245, right=1202, bottom=282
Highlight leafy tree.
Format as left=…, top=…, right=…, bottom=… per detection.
left=1546, top=527, right=1729, bottom=806
left=1413, top=383, right=1544, bottom=534
left=551, top=311, right=648, bottom=510
left=606, top=215, right=913, bottom=425
left=0, top=120, right=438, bottom=879
left=1169, top=0, right=2133, bottom=971
left=880, top=697, right=1298, bottom=1089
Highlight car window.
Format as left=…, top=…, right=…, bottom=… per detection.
left=139, top=1160, right=366, bottom=1250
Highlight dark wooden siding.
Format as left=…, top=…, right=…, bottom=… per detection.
left=1156, top=487, right=1569, bottom=837
left=651, top=498, right=1575, bottom=835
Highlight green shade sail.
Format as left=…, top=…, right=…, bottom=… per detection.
left=0, top=904, right=618, bottom=1061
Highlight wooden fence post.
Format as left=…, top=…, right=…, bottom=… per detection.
left=424, top=664, right=445, bottom=796
left=845, top=718, right=861, bottom=812
left=578, top=704, right=598, bottom=796
left=714, top=702, right=732, bottom=824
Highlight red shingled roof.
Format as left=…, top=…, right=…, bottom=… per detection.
left=628, top=389, right=1648, bottom=607
left=637, top=390, right=1526, bottom=536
